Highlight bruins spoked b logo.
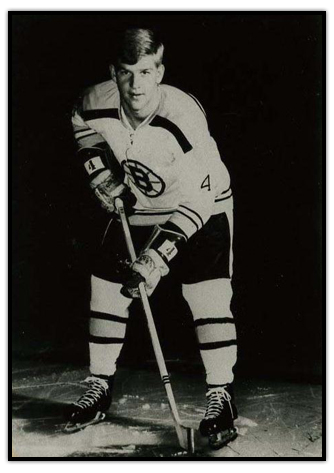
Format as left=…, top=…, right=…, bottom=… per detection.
left=122, top=159, right=166, bottom=198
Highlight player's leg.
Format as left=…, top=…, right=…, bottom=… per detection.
left=182, top=278, right=237, bottom=388
left=179, top=203, right=238, bottom=448
left=64, top=276, right=132, bottom=432
left=65, top=219, right=139, bottom=432
left=89, top=275, right=131, bottom=380
left=182, top=278, right=238, bottom=447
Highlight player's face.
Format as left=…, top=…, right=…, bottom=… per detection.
left=113, top=56, right=164, bottom=115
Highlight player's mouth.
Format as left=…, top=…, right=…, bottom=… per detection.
left=130, top=92, right=144, bottom=99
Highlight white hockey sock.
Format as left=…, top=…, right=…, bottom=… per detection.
left=182, top=278, right=237, bottom=385
left=89, top=275, right=132, bottom=377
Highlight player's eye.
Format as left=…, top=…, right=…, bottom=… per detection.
left=141, top=70, right=151, bottom=76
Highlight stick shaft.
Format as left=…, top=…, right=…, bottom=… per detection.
left=115, top=199, right=184, bottom=437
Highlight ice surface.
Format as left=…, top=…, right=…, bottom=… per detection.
left=11, top=360, right=322, bottom=458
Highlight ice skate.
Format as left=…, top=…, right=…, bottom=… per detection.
left=64, top=376, right=112, bottom=433
left=199, top=385, right=238, bottom=450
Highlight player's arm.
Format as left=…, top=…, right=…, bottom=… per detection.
left=72, top=103, right=135, bottom=213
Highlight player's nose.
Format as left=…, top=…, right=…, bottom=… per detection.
left=130, top=73, right=141, bottom=89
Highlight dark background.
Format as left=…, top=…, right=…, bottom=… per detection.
left=11, top=13, right=323, bottom=381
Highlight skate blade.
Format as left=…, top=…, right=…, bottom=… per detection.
left=64, top=412, right=106, bottom=433
left=208, top=427, right=238, bottom=450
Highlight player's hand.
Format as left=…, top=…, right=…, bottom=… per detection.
left=121, top=249, right=169, bottom=298
left=115, top=185, right=137, bottom=216
left=91, top=170, right=136, bottom=215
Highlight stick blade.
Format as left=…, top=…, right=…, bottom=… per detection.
left=177, top=426, right=195, bottom=453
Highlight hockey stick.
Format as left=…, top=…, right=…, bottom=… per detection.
left=115, top=198, right=195, bottom=454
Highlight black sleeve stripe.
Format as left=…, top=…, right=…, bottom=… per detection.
left=179, top=205, right=204, bottom=229
left=218, top=186, right=231, bottom=196
left=195, top=317, right=235, bottom=327
left=90, top=311, right=127, bottom=324
left=74, top=127, right=92, bottom=135
left=187, top=93, right=207, bottom=117
left=150, top=115, right=193, bottom=154
left=159, top=221, right=188, bottom=240
left=199, top=340, right=237, bottom=350
left=76, top=131, right=99, bottom=140
left=89, top=335, right=124, bottom=344
left=175, top=210, right=199, bottom=231
left=215, top=193, right=233, bottom=203
left=81, top=108, right=119, bottom=121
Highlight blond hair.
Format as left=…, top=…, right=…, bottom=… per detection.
left=115, top=28, right=164, bottom=67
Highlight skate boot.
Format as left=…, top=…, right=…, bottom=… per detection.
left=64, top=376, right=113, bottom=433
left=199, top=384, right=238, bottom=449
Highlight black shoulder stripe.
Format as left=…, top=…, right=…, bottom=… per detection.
left=150, top=115, right=193, bottom=154
left=81, top=108, right=119, bottom=121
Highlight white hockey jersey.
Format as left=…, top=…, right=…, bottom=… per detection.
left=72, top=80, right=232, bottom=239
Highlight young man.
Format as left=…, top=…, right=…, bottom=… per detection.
left=67, top=28, right=238, bottom=449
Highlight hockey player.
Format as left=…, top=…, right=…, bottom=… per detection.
left=66, top=28, right=238, bottom=449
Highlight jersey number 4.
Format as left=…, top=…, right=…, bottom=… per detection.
left=201, top=174, right=211, bottom=191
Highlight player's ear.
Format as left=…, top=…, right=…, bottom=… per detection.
left=109, top=64, right=117, bottom=82
left=156, top=64, right=165, bottom=84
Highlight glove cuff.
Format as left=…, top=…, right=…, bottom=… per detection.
left=145, top=249, right=169, bottom=277
left=144, top=222, right=187, bottom=266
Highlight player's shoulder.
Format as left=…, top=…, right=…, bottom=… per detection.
left=81, top=80, right=120, bottom=111
left=159, top=85, right=209, bottom=141
left=160, top=84, right=207, bottom=122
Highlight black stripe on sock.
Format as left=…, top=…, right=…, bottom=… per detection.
left=91, top=373, right=115, bottom=381
left=199, top=340, right=237, bottom=350
left=89, top=335, right=124, bottom=344
left=133, top=210, right=173, bottom=216
left=195, top=317, right=235, bottom=327
left=91, top=311, right=127, bottom=324
left=207, top=383, right=229, bottom=389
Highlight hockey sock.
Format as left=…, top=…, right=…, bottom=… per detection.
left=89, top=275, right=132, bottom=377
left=182, top=278, right=237, bottom=385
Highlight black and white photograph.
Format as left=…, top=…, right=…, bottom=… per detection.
left=10, top=11, right=324, bottom=459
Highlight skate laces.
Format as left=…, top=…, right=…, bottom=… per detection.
left=73, top=377, right=109, bottom=409
left=205, top=387, right=232, bottom=419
